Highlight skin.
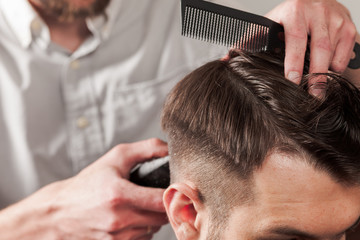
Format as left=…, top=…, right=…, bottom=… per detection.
left=29, top=0, right=360, bottom=84
left=164, top=152, right=360, bottom=240
left=266, top=0, right=358, bottom=93
left=0, top=139, right=168, bottom=240
left=1, top=0, right=358, bottom=239
left=28, top=0, right=102, bottom=52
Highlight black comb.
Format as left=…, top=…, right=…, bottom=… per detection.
left=181, top=0, right=360, bottom=69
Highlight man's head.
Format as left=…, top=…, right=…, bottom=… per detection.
left=29, top=0, right=110, bottom=22
left=161, top=50, right=360, bottom=240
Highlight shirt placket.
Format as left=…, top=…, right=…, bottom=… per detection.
left=62, top=55, right=105, bottom=173
left=30, top=11, right=108, bottom=174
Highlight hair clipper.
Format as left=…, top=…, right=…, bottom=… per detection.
left=129, top=156, right=170, bottom=188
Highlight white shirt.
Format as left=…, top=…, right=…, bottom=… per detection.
left=0, top=0, right=227, bottom=239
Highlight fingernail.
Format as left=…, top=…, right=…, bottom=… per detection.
left=287, top=71, right=301, bottom=83
left=221, top=54, right=230, bottom=61
left=309, top=82, right=327, bottom=99
left=309, top=88, right=325, bottom=98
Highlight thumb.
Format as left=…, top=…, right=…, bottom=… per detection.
left=102, top=138, right=168, bottom=176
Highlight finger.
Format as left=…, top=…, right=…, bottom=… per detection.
left=115, top=225, right=162, bottom=235
left=308, top=80, right=327, bottom=99
left=123, top=182, right=167, bottom=212
left=104, top=138, right=168, bottom=172
left=265, top=0, right=308, bottom=84
left=308, top=12, right=333, bottom=76
left=330, top=22, right=356, bottom=73
left=264, top=3, right=282, bottom=21
left=221, top=54, right=230, bottom=61
left=282, top=10, right=308, bottom=84
left=121, top=138, right=168, bottom=172
left=110, top=211, right=167, bottom=234
left=111, top=227, right=155, bottom=240
left=307, top=15, right=334, bottom=98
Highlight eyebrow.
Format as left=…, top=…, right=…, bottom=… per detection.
left=260, top=217, right=360, bottom=240
left=264, top=227, right=317, bottom=240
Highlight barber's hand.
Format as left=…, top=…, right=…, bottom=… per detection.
left=0, top=138, right=168, bottom=240
left=52, top=138, right=168, bottom=240
left=266, top=0, right=357, bottom=86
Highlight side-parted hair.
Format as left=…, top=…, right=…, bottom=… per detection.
left=161, top=50, right=360, bottom=236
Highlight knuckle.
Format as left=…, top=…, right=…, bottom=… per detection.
left=331, top=14, right=345, bottom=31
left=331, top=62, right=346, bottom=73
left=344, top=21, right=357, bottom=40
left=313, top=37, right=332, bottom=52
left=285, top=5, right=304, bottom=23
left=336, top=66, right=346, bottom=73
left=315, top=1, right=328, bottom=11
left=104, top=182, right=127, bottom=208
left=104, top=211, right=128, bottom=232
left=108, top=218, right=124, bottom=232
left=288, top=0, right=303, bottom=10
left=112, top=144, right=126, bottom=155
left=312, top=0, right=332, bottom=14
left=147, top=138, right=163, bottom=147
left=108, top=144, right=130, bottom=161
left=288, top=28, right=308, bottom=41
left=106, top=195, right=122, bottom=208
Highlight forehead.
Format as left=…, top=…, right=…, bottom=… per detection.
left=224, top=152, right=360, bottom=239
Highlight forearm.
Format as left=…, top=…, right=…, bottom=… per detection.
left=343, top=33, right=360, bottom=88
left=0, top=182, right=61, bottom=239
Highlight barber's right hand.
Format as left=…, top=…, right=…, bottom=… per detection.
left=52, top=138, right=169, bottom=240
left=266, top=0, right=357, bottom=86
left=0, top=138, right=168, bottom=240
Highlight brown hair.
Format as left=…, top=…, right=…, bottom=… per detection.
left=161, top=50, right=360, bottom=238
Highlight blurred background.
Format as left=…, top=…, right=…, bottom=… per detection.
left=213, top=0, right=360, bottom=29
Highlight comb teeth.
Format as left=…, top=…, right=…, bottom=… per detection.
left=181, top=0, right=287, bottom=53
left=182, top=5, right=269, bottom=51
left=181, top=0, right=360, bottom=68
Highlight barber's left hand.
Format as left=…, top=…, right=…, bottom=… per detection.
left=266, top=0, right=357, bottom=86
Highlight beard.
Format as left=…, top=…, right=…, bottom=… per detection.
left=39, top=0, right=111, bottom=22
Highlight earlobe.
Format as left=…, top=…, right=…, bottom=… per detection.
left=163, top=183, right=204, bottom=240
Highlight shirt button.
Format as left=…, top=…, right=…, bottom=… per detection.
left=76, top=117, right=89, bottom=129
left=70, top=60, right=80, bottom=69
left=31, top=20, right=41, bottom=31
left=103, top=24, right=109, bottom=32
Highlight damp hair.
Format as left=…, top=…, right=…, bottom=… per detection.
left=161, top=50, right=360, bottom=238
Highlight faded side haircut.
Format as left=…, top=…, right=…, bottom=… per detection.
left=161, top=50, right=360, bottom=238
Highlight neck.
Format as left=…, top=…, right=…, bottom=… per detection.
left=28, top=0, right=92, bottom=53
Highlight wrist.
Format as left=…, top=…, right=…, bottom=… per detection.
left=0, top=181, right=64, bottom=239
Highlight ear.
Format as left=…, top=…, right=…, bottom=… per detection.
left=163, top=183, right=206, bottom=240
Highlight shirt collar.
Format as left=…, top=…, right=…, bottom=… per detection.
left=0, top=0, right=122, bottom=49
left=0, top=0, right=40, bottom=48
